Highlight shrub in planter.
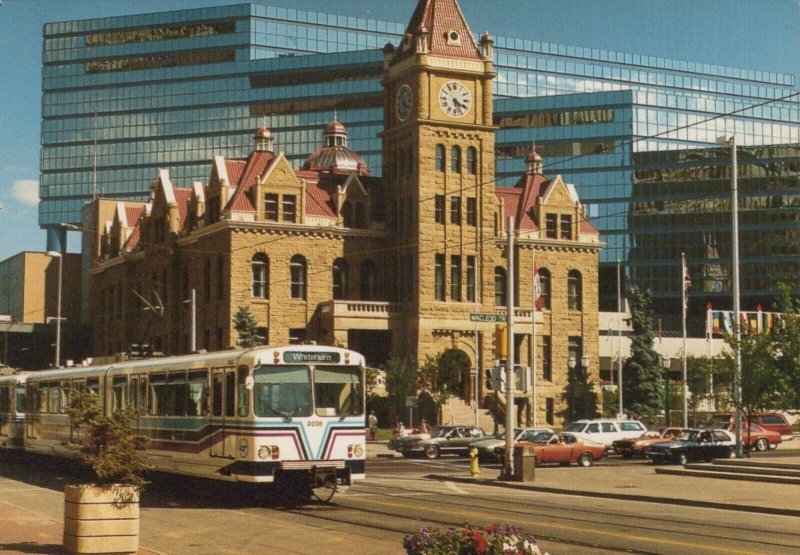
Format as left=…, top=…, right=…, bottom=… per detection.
left=63, top=390, right=152, bottom=554
left=403, top=523, right=549, bottom=555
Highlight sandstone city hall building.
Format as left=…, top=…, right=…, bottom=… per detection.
left=89, top=0, right=603, bottom=426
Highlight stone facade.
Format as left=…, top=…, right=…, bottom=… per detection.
left=89, top=0, right=602, bottom=425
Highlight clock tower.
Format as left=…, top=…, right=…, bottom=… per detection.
left=382, top=0, right=499, bottom=364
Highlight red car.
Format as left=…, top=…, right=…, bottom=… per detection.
left=495, top=431, right=606, bottom=467
left=724, top=422, right=782, bottom=451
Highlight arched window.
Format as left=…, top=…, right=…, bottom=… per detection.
left=290, top=255, right=307, bottom=300
left=435, top=144, right=445, bottom=172
left=251, top=253, right=269, bottom=299
left=537, top=268, right=551, bottom=310
left=360, top=259, right=377, bottom=300
left=466, top=146, right=477, bottom=174
left=451, top=145, right=462, bottom=173
left=332, top=258, right=348, bottom=300
left=568, top=270, right=582, bottom=310
left=494, top=267, right=507, bottom=306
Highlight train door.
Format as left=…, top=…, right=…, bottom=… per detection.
left=210, top=367, right=236, bottom=458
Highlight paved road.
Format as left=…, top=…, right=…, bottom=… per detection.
left=2, top=452, right=800, bottom=554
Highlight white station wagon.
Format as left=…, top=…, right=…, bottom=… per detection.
left=563, top=419, right=648, bottom=447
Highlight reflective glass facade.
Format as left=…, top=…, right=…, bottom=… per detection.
left=631, top=144, right=800, bottom=323
left=41, top=3, right=800, bottom=314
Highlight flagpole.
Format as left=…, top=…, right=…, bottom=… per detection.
left=682, top=252, right=688, bottom=428
left=532, top=250, right=538, bottom=427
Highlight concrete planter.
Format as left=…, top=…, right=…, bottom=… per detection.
left=63, top=484, right=139, bottom=554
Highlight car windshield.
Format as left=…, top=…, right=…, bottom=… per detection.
left=531, top=431, right=553, bottom=443
left=433, top=427, right=454, bottom=438
left=564, top=422, right=586, bottom=432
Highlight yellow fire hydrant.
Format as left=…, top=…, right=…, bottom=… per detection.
left=469, top=447, right=480, bottom=476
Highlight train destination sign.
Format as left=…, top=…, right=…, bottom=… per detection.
left=469, top=313, right=507, bottom=323
left=284, top=351, right=341, bottom=363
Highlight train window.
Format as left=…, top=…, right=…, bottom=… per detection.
left=253, top=365, right=311, bottom=418
left=112, top=376, right=127, bottom=411
left=130, top=378, right=138, bottom=409
left=16, top=384, right=25, bottom=414
left=212, top=373, right=223, bottom=417
left=138, top=378, right=148, bottom=412
left=0, top=386, right=10, bottom=413
left=87, top=378, right=100, bottom=396
left=60, top=381, right=71, bottom=414
left=47, top=381, right=60, bottom=414
left=187, top=370, right=209, bottom=417
left=314, top=367, right=363, bottom=417
left=168, top=372, right=188, bottom=416
left=225, top=372, right=235, bottom=418
left=149, top=373, right=167, bottom=416
left=237, top=366, right=250, bottom=417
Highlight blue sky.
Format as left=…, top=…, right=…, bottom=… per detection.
left=0, top=0, right=798, bottom=262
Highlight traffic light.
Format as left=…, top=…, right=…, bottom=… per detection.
left=494, top=324, right=508, bottom=360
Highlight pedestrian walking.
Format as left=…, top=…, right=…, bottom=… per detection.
left=368, top=410, right=378, bottom=441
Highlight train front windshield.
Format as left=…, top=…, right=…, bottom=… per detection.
left=253, top=365, right=363, bottom=418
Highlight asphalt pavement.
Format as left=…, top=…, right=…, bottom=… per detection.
left=1, top=440, right=798, bottom=554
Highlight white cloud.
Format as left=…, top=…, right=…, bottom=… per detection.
left=12, top=179, right=39, bottom=205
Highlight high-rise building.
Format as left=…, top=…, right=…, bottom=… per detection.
left=41, top=2, right=800, bottom=315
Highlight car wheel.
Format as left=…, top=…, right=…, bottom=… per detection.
left=424, top=445, right=440, bottom=459
left=577, top=453, right=593, bottom=467
left=755, top=438, right=768, bottom=452
left=676, top=453, right=688, bottom=466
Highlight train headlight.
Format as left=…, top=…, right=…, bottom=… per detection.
left=347, top=444, right=364, bottom=458
left=258, top=445, right=280, bottom=460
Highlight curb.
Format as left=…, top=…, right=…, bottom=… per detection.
left=433, top=474, right=800, bottom=518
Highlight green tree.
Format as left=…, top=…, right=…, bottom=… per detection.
left=419, top=349, right=468, bottom=405
left=768, top=285, right=800, bottom=409
left=233, top=306, right=265, bottom=348
left=686, top=355, right=714, bottom=422
left=622, top=285, right=664, bottom=422
left=384, top=357, right=418, bottom=423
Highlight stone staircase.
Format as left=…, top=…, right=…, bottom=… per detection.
left=442, top=397, right=497, bottom=432
left=655, top=457, right=800, bottom=485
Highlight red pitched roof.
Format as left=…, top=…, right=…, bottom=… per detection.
left=174, top=188, right=192, bottom=229
left=123, top=206, right=145, bottom=250
left=225, top=151, right=276, bottom=213
left=495, top=173, right=550, bottom=231
left=396, top=0, right=482, bottom=62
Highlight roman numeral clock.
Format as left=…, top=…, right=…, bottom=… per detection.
left=439, top=81, right=471, bottom=117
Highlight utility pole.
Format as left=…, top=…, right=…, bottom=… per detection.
left=617, top=258, right=623, bottom=419
left=503, top=216, right=516, bottom=480
left=718, top=134, right=743, bottom=458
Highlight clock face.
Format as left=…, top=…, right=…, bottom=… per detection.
left=396, top=84, right=413, bottom=121
left=439, top=81, right=471, bottom=117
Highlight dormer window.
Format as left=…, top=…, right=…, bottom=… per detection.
left=446, top=29, right=461, bottom=45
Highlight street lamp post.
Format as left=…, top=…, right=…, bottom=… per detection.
left=46, top=250, right=63, bottom=368
left=661, top=355, right=671, bottom=426
left=718, top=134, right=742, bottom=458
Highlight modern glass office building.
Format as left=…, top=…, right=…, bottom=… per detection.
left=40, top=2, right=800, bottom=314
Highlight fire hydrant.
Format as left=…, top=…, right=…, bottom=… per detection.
left=469, top=447, right=480, bottom=476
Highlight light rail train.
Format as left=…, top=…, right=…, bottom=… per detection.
left=0, top=345, right=366, bottom=501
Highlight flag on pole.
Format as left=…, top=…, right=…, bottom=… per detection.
left=683, top=264, right=691, bottom=312
left=533, top=261, right=542, bottom=311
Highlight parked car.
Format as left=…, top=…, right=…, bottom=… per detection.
left=563, top=419, right=648, bottom=447
left=722, top=422, right=781, bottom=451
left=715, top=412, right=793, bottom=442
left=388, top=428, right=431, bottom=452
left=494, top=432, right=606, bottom=467
left=402, top=426, right=487, bottom=459
left=612, top=427, right=691, bottom=459
left=469, top=428, right=553, bottom=463
left=646, top=428, right=735, bottom=465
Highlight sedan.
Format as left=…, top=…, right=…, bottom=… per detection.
left=469, top=428, right=553, bottom=463
left=646, top=428, right=735, bottom=465
left=723, top=423, right=781, bottom=452
left=494, top=432, right=607, bottom=467
left=402, top=425, right=487, bottom=459
left=612, top=427, right=691, bottom=459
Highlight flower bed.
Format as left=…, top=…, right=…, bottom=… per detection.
left=403, top=524, right=549, bottom=555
